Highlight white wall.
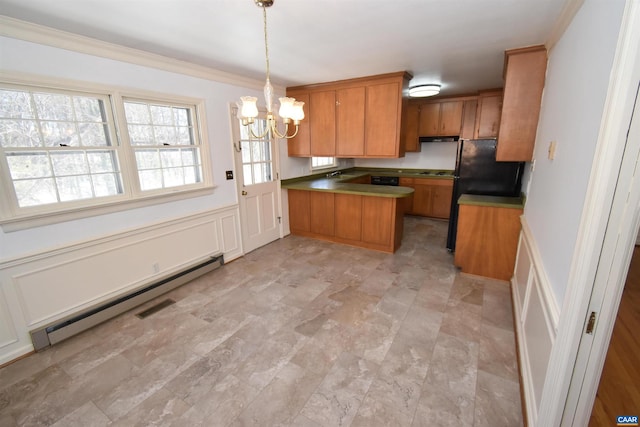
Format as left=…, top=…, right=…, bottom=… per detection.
left=523, top=0, right=626, bottom=305
left=355, top=142, right=457, bottom=170
left=0, top=35, right=262, bottom=260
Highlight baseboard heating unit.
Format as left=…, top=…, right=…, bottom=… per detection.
left=29, top=254, right=224, bottom=351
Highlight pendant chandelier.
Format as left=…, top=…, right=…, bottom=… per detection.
left=238, top=0, right=304, bottom=139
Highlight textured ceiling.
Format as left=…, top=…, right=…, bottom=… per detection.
left=0, top=0, right=567, bottom=96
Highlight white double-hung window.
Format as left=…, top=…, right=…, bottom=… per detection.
left=0, top=81, right=211, bottom=228
left=0, top=85, right=122, bottom=208
left=123, top=99, right=203, bottom=192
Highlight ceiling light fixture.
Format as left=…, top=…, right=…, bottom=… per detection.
left=409, top=84, right=441, bottom=98
left=238, top=0, right=304, bottom=139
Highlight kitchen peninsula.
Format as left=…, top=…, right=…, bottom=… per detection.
left=283, top=171, right=412, bottom=253
left=282, top=169, right=453, bottom=253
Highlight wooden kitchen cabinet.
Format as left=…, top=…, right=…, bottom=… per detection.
left=287, top=92, right=311, bottom=157
left=401, top=177, right=453, bottom=219
left=497, top=45, right=547, bottom=161
left=365, top=81, right=405, bottom=157
left=418, top=103, right=440, bottom=136
left=401, top=103, right=421, bottom=152
left=336, top=86, right=366, bottom=157
left=287, top=188, right=407, bottom=252
left=431, top=183, right=454, bottom=218
left=454, top=200, right=523, bottom=280
left=335, top=193, right=362, bottom=241
left=418, top=100, right=463, bottom=137
left=460, top=99, right=478, bottom=140
left=475, top=90, right=502, bottom=139
left=309, top=191, right=335, bottom=235
left=287, top=71, right=411, bottom=159
left=288, top=189, right=311, bottom=232
left=310, top=90, right=337, bottom=157
left=362, top=197, right=394, bottom=246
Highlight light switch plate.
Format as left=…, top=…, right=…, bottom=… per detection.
left=226, top=170, right=234, bottom=180
left=548, top=141, right=557, bottom=160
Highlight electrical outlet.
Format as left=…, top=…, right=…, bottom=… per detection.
left=225, top=170, right=234, bottom=180
left=152, top=263, right=160, bottom=273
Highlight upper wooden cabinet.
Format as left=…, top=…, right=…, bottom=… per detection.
left=497, top=45, right=547, bottom=161
left=418, top=100, right=463, bottom=137
left=287, top=92, right=310, bottom=156
left=460, top=99, right=477, bottom=140
left=336, top=86, right=366, bottom=157
left=401, top=103, right=421, bottom=152
left=286, top=72, right=411, bottom=158
left=475, top=90, right=502, bottom=139
left=309, top=91, right=336, bottom=157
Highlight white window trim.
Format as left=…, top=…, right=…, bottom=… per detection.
left=311, top=156, right=337, bottom=171
left=0, top=72, right=215, bottom=231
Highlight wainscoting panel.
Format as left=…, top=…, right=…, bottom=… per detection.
left=0, top=205, right=242, bottom=365
left=511, top=217, right=560, bottom=427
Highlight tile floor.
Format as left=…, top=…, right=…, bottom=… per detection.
left=0, top=217, right=523, bottom=426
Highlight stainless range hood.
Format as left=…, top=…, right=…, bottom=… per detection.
left=419, top=136, right=459, bottom=143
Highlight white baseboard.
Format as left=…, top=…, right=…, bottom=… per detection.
left=0, top=205, right=242, bottom=365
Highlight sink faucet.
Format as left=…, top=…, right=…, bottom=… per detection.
left=327, top=170, right=342, bottom=178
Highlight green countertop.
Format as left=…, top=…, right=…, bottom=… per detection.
left=283, top=177, right=414, bottom=198
left=457, top=194, right=525, bottom=209
left=281, top=168, right=457, bottom=198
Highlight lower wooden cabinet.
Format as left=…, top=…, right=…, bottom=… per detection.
left=287, top=189, right=405, bottom=253
left=399, top=178, right=453, bottom=219
left=454, top=203, right=523, bottom=280
left=335, top=193, right=362, bottom=240
left=310, top=191, right=335, bottom=236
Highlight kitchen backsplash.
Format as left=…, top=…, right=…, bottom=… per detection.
left=355, top=142, right=457, bottom=170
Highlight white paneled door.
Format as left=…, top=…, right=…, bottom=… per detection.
left=231, top=108, right=281, bottom=253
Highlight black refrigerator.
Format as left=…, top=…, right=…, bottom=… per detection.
left=446, top=139, right=524, bottom=251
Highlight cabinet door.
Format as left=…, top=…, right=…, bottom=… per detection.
left=288, top=190, right=310, bottom=232
left=475, top=93, right=502, bottom=139
left=439, top=101, right=463, bottom=136
left=365, top=82, right=401, bottom=157
left=287, top=92, right=311, bottom=157
left=362, top=197, right=393, bottom=246
left=418, top=103, right=440, bottom=136
left=334, top=193, right=362, bottom=240
left=497, top=46, right=547, bottom=161
left=309, top=191, right=335, bottom=236
left=310, top=90, right=336, bottom=157
left=431, top=182, right=454, bottom=219
left=411, top=182, right=433, bottom=216
left=402, top=103, right=421, bottom=152
left=336, top=87, right=366, bottom=157
left=398, top=177, right=414, bottom=213
left=460, top=99, right=477, bottom=140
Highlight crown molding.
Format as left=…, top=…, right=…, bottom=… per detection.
left=545, top=0, right=586, bottom=52
left=0, top=15, right=277, bottom=92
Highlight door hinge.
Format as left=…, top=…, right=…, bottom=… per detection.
left=277, top=216, right=281, bottom=224
left=586, top=311, right=597, bottom=334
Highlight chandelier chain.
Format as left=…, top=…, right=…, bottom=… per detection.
left=262, top=6, right=270, bottom=82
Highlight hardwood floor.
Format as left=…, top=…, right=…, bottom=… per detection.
left=589, top=246, right=640, bottom=426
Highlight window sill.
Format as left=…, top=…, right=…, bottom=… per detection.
left=0, top=186, right=217, bottom=232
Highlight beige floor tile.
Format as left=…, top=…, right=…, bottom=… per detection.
left=0, top=217, right=524, bottom=427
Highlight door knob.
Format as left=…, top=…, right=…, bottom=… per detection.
left=242, top=190, right=248, bottom=195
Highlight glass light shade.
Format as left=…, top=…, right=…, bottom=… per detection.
left=291, top=101, right=305, bottom=121
left=240, top=96, right=259, bottom=118
left=278, top=97, right=295, bottom=119
left=409, top=84, right=441, bottom=98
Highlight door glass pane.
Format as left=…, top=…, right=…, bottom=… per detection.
left=238, top=118, right=273, bottom=186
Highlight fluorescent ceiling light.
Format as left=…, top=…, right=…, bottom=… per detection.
left=409, top=84, right=441, bottom=97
